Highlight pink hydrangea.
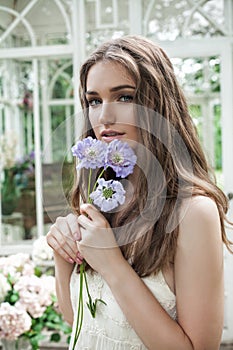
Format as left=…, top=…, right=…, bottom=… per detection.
left=14, top=275, right=55, bottom=318
left=0, top=302, right=31, bottom=340
left=0, top=253, right=34, bottom=280
left=0, top=275, right=11, bottom=302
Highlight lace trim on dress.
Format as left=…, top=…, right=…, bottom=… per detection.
left=69, top=324, right=146, bottom=350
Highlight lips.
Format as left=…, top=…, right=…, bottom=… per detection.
left=101, top=129, right=124, bottom=137
left=100, top=129, right=125, bottom=142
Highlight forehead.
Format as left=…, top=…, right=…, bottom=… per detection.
left=86, top=60, right=135, bottom=89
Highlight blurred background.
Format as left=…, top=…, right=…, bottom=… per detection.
left=0, top=0, right=233, bottom=347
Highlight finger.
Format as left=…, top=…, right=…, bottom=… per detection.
left=80, top=203, right=100, bottom=220
left=47, top=227, right=77, bottom=260
left=47, top=231, right=75, bottom=264
left=76, top=241, right=86, bottom=258
left=79, top=204, right=109, bottom=230
left=52, top=221, right=77, bottom=250
left=54, top=217, right=74, bottom=239
left=53, top=217, right=78, bottom=247
left=49, top=223, right=79, bottom=262
left=76, top=251, right=83, bottom=264
left=66, top=213, right=81, bottom=241
left=77, top=213, right=94, bottom=230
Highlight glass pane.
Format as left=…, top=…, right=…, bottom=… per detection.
left=172, top=55, right=222, bottom=182
left=99, top=0, right=114, bottom=26
left=42, top=58, right=75, bottom=227
left=143, top=0, right=225, bottom=40
left=171, top=56, right=220, bottom=95
left=85, top=0, right=130, bottom=53
left=0, top=0, right=70, bottom=48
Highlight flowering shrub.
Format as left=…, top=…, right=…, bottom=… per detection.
left=0, top=131, right=34, bottom=174
left=0, top=131, right=35, bottom=215
left=0, top=131, right=18, bottom=170
left=0, top=253, right=71, bottom=349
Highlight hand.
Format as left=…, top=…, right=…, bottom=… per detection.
left=77, top=203, right=124, bottom=276
left=46, top=213, right=83, bottom=264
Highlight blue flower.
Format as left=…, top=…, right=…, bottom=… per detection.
left=106, top=140, right=137, bottom=178
left=71, top=137, right=107, bottom=169
left=89, top=178, right=126, bottom=212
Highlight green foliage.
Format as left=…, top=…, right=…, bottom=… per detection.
left=4, top=288, right=20, bottom=305
left=189, top=103, right=222, bottom=171
left=1, top=260, right=72, bottom=350
left=213, top=104, right=222, bottom=170
left=22, top=299, right=72, bottom=349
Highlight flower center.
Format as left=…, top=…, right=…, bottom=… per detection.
left=112, top=152, right=123, bottom=164
left=102, top=187, right=115, bottom=199
left=87, top=148, right=97, bottom=158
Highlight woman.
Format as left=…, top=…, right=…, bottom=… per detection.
left=47, top=35, right=232, bottom=350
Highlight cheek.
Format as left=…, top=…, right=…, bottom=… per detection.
left=88, top=117, right=101, bottom=139
left=88, top=111, right=99, bottom=128
left=130, top=126, right=139, bottom=141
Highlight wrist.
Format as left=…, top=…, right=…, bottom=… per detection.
left=100, top=251, right=131, bottom=286
left=54, top=251, right=74, bottom=270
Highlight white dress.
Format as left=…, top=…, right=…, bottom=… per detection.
left=69, top=267, right=176, bottom=350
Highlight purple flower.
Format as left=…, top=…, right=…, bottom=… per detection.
left=71, top=137, right=107, bottom=169
left=89, top=178, right=126, bottom=212
left=106, top=140, right=137, bottom=178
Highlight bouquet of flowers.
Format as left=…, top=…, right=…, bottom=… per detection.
left=0, top=253, right=71, bottom=349
left=71, top=137, right=137, bottom=348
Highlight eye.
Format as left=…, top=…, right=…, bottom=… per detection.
left=118, top=95, right=133, bottom=103
left=87, top=98, right=102, bottom=107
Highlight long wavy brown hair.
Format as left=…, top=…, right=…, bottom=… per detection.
left=71, top=35, right=232, bottom=277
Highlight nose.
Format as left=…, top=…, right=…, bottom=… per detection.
left=98, top=102, right=116, bottom=125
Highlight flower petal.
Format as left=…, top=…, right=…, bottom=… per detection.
left=106, top=140, right=137, bottom=178
left=90, top=178, right=126, bottom=212
left=72, top=137, right=108, bottom=169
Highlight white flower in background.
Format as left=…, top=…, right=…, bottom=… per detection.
left=40, top=275, right=56, bottom=298
left=32, top=236, right=54, bottom=264
left=0, top=131, right=18, bottom=170
left=0, top=275, right=11, bottom=302
left=0, top=253, right=34, bottom=280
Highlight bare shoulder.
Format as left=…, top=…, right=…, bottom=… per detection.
left=179, top=195, right=221, bottom=238
left=176, top=195, right=223, bottom=256
left=180, top=195, right=220, bottom=221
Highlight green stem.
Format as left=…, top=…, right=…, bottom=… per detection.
left=92, top=167, right=106, bottom=193
left=83, top=262, right=91, bottom=297
left=87, top=169, right=92, bottom=203
left=72, top=262, right=84, bottom=350
left=81, top=167, right=108, bottom=322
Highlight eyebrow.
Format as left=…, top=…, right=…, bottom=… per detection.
left=85, top=84, right=136, bottom=95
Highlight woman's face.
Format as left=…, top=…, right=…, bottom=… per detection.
left=85, top=60, right=138, bottom=145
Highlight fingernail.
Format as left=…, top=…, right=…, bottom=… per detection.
left=73, top=232, right=80, bottom=240
left=68, top=258, right=74, bottom=264
left=75, top=258, right=83, bottom=265
left=76, top=252, right=83, bottom=260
